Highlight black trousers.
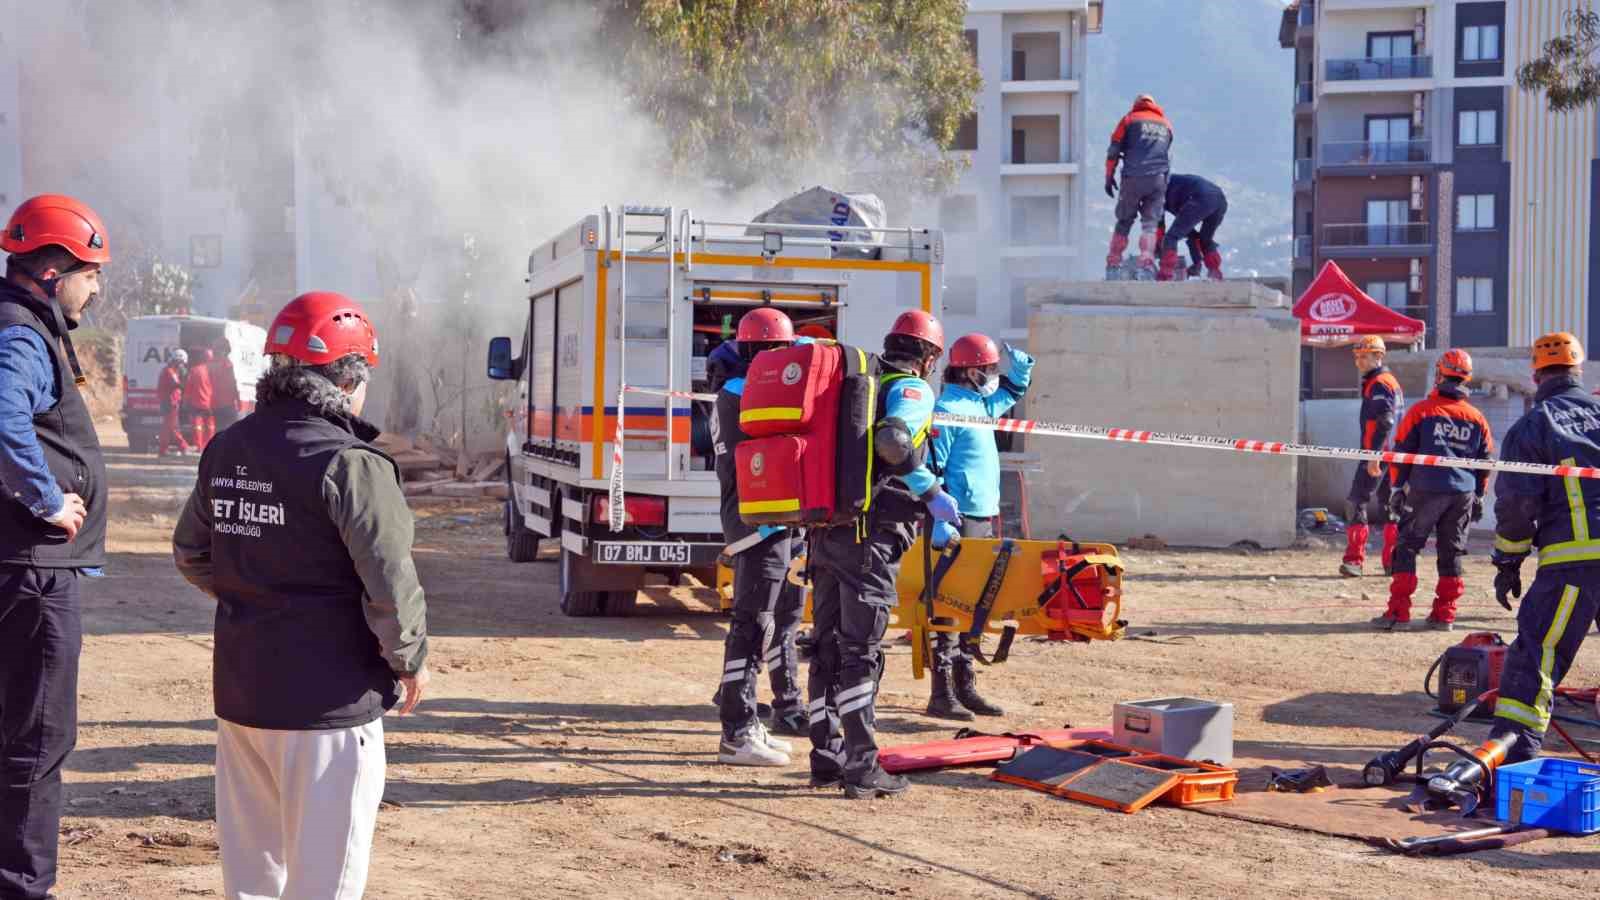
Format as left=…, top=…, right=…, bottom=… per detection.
left=0, top=566, right=81, bottom=900
left=1489, top=564, right=1600, bottom=760
left=1391, top=489, right=1472, bottom=576
left=1346, top=463, right=1393, bottom=525
left=807, top=524, right=911, bottom=781
left=931, top=517, right=995, bottom=672
left=719, top=532, right=792, bottom=741
left=1162, top=195, right=1227, bottom=254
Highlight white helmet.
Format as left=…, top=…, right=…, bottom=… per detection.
left=171, top=349, right=189, bottom=364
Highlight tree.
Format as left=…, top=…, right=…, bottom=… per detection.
left=1517, top=10, right=1600, bottom=111
left=93, top=240, right=199, bottom=332
left=606, top=0, right=981, bottom=194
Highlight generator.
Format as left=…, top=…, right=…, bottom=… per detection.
left=1429, top=632, right=1507, bottom=719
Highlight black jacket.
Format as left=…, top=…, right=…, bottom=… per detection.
left=0, top=280, right=107, bottom=568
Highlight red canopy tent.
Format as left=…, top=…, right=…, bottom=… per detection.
left=1291, top=261, right=1426, bottom=348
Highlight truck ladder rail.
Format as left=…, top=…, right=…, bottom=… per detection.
left=611, top=205, right=680, bottom=533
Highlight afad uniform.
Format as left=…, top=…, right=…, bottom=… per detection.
left=1489, top=371, right=1600, bottom=758
left=1385, top=379, right=1492, bottom=624
left=1105, top=95, right=1174, bottom=276
left=1345, top=365, right=1404, bottom=570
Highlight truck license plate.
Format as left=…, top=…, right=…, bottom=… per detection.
left=595, top=542, right=691, bottom=565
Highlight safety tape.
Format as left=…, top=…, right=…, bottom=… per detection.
left=609, top=386, right=626, bottom=532
left=620, top=386, right=1600, bottom=480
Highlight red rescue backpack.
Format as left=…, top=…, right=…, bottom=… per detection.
left=736, top=341, right=881, bottom=526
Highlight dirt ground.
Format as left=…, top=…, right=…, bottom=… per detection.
left=50, top=423, right=1600, bottom=899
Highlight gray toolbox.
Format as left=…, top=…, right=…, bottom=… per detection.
left=1113, top=697, right=1234, bottom=765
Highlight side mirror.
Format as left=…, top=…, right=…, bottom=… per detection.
left=487, top=336, right=517, bottom=380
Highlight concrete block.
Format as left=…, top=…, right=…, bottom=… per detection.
left=1027, top=280, right=1288, bottom=311
left=1025, top=287, right=1300, bottom=549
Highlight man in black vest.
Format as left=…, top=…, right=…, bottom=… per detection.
left=0, top=194, right=110, bottom=900
left=172, top=292, right=429, bottom=900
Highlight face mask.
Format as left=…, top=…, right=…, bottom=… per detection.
left=977, top=373, right=1000, bottom=397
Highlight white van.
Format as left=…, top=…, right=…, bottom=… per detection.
left=121, top=315, right=268, bottom=453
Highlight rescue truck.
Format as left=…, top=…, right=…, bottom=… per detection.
left=487, top=204, right=944, bottom=616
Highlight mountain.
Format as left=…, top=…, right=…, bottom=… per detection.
left=1086, top=0, right=1294, bottom=277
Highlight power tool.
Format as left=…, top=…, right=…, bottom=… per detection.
left=1363, top=692, right=1488, bottom=787
left=1425, top=632, right=1506, bottom=718
left=1404, top=731, right=1519, bottom=815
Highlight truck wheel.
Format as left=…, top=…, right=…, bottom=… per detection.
left=558, top=548, right=603, bottom=617
left=602, top=590, right=640, bottom=617
left=505, top=485, right=539, bottom=563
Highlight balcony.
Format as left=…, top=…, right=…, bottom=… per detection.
left=1293, top=158, right=1313, bottom=186
left=1293, top=235, right=1313, bottom=268
left=1299, top=2, right=1314, bottom=27
left=1321, top=222, right=1432, bottom=256
left=1325, top=56, right=1431, bottom=81
left=1296, top=82, right=1314, bottom=104
left=1321, top=139, right=1431, bottom=167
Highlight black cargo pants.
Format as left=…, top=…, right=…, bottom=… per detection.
left=719, top=532, right=792, bottom=742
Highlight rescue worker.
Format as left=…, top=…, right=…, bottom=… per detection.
left=183, top=346, right=216, bottom=450
left=0, top=194, right=110, bottom=900
left=809, top=310, right=962, bottom=799
left=710, top=310, right=806, bottom=767
left=210, top=338, right=241, bottom=432
left=1158, top=174, right=1228, bottom=282
left=1104, top=94, right=1174, bottom=281
left=1375, top=349, right=1492, bottom=631
left=1341, top=336, right=1404, bottom=577
left=1487, top=332, right=1600, bottom=763
left=158, top=349, right=192, bottom=457
left=924, top=333, right=1034, bottom=720
left=172, top=291, right=429, bottom=899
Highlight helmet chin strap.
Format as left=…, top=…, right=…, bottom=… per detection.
left=24, top=265, right=89, bottom=386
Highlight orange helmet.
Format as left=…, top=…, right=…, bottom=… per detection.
left=1437, top=348, right=1472, bottom=381
left=1533, top=332, right=1584, bottom=370
left=1352, top=336, right=1386, bottom=355
left=1, top=194, right=110, bottom=266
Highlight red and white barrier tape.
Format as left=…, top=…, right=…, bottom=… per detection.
left=621, top=386, right=1599, bottom=480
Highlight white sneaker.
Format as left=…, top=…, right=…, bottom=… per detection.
left=718, top=736, right=790, bottom=767
left=752, top=722, right=792, bottom=754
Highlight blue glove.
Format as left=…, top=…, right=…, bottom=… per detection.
left=926, top=490, right=962, bottom=525
left=757, top=524, right=785, bottom=540
left=931, top=520, right=960, bottom=549
left=1003, top=342, right=1034, bottom=384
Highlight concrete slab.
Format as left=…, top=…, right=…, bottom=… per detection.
left=1027, top=280, right=1288, bottom=311
left=1024, top=286, right=1300, bottom=549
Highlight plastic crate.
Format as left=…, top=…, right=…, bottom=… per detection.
left=1494, top=757, right=1600, bottom=835
left=1125, top=752, right=1239, bottom=806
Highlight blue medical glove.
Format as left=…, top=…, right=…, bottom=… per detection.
left=926, top=489, right=962, bottom=525
left=931, top=520, right=960, bottom=550
left=757, top=524, right=785, bottom=540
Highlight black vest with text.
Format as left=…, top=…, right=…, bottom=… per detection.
left=200, top=397, right=400, bottom=730
left=0, top=281, right=107, bottom=568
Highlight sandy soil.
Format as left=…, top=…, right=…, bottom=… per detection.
left=48, top=424, right=1600, bottom=899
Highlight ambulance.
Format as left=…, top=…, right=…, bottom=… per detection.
left=487, top=204, right=944, bottom=616
left=121, top=315, right=268, bottom=453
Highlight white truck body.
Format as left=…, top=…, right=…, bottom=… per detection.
left=121, top=315, right=268, bottom=452
left=492, top=205, right=944, bottom=615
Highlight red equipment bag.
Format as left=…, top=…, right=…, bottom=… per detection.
left=736, top=342, right=844, bottom=524
left=739, top=341, right=842, bottom=437
left=879, top=727, right=1113, bottom=774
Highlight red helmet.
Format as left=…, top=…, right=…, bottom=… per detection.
left=1, top=194, right=110, bottom=266
left=949, top=333, right=1000, bottom=368
left=265, top=292, right=380, bottom=367
left=889, top=309, right=945, bottom=352
left=735, top=307, right=795, bottom=343
left=1437, top=348, right=1472, bottom=380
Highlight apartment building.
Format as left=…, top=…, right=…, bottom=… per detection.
left=1283, top=0, right=1599, bottom=396
left=931, top=0, right=1103, bottom=346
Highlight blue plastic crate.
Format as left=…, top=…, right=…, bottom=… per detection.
left=1494, top=757, right=1600, bottom=835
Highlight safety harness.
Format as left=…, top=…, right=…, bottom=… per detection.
left=961, top=538, right=1018, bottom=665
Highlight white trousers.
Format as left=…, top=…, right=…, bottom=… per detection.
left=215, top=718, right=387, bottom=900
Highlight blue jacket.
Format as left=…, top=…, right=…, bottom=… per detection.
left=1390, top=381, right=1493, bottom=496
left=930, top=373, right=1030, bottom=518
left=0, top=324, right=64, bottom=520
left=880, top=372, right=938, bottom=499
left=1493, top=375, right=1600, bottom=567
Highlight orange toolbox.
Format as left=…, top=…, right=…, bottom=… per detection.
left=1004, top=739, right=1238, bottom=809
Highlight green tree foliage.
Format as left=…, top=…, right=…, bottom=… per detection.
left=94, top=240, right=199, bottom=331
left=608, top=0, right=981, bottom=193
left=1517, top=10, right=1600, bottom=111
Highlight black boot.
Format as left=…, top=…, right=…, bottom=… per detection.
left=925, top=666, right=975, bottom=721
left=953, top=662, right=1004, bottom=717
left=843, top=766, right=909, bottom=799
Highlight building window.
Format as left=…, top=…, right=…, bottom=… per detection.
left=1367, top=32, right=1415, bottom=59
left=1456, top=194, right=1495, bottom=231
left=1455, top=276, right=1494, bottom=314
left=190, top=235, right=222, bottom=268
left=1010, top=196, right=1061, bottom=245
left=1462, top=25, right=1501, bottom=62
left=1366, top=281, right=1408, bottom=310
left=952, top=113, right=977, bottom=151
left=940, top=195, right=978, bottom=234
left=1459, top=109, right=1497, bottom=146
left=945, top=274, right=977, bottom=315
left=963, top=29, right=977, bottom=62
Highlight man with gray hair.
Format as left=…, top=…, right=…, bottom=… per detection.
left=172, top=291, right=429, bottom=900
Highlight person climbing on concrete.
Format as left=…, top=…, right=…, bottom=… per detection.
left=1375, top=349, right=1492, bottom=631
left=710, top=309, right=807, bottom=767
left=1104, top=94, right=1174, bottom=282
left=925, top=333, right=1033, bottom=721
left=1342, top=336, right=1404, bottom=578
left=808, top=310, right=962, bottom=799
left=1158, top=174, right=1228, bottom=282
left=158, top=349, right=191, bottom=457
left=1486, top=332, right=1600, bottom=763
